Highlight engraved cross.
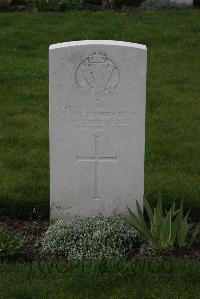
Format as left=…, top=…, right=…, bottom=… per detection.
left=76, top=135, right=117, bottom=200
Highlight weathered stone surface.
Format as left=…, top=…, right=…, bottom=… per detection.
left=49, top=40, right=147, bottom=221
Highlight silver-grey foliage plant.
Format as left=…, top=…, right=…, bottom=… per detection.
left=42, top=216, right=140, bottom=260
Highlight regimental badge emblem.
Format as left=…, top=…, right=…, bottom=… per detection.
left=75, top=50, right=120, bottom=97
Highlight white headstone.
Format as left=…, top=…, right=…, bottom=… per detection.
left=49, top=40, right=147, bottom=221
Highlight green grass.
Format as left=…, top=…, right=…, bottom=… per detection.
left=1, top=260, right=200, bottom=298
left=0, top=11, right=200, bottom=218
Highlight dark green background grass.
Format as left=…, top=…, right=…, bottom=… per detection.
left=1, top=260, right=200, bottom=298
left=0, top=11, right=200, bottom=218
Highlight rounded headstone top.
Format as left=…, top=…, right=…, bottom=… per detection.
left=49, top=40, right=147, bottom=51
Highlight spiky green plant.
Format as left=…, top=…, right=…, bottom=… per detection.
left=175, top=202, right=200, bottom=248
left=127, top=199, right=200, bottom=252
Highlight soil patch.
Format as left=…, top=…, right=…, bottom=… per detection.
left=1, top=218, right=200, bottom=262
left=0, top=217, right=50, bottom=262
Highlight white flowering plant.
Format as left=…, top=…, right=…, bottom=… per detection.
left=41, top=215, right=141, bottom=260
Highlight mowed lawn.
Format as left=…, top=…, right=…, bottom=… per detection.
left=0, top=11, right=200, bottom=218
left=1, top=260, right=200, bottom=299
